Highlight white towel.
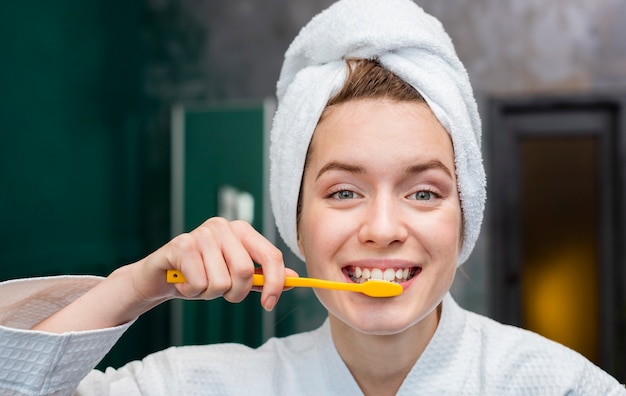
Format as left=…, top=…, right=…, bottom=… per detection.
left=270, top=0, right=485, bottom=266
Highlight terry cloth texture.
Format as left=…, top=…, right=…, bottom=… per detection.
left=269, top=0, right=486, bottom=265
left=0, top=277, right=623, bottom=395
left=0, top=276, right=132, bottom=396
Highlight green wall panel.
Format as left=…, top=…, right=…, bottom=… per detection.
left=0, top=1, right=144, bottom=279
left=0, top=1, right=171, bottom=370
left=173, top=102, right=328, bottom=347
left=175, top=104, right=266, bottom=347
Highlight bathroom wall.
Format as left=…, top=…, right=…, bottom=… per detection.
left=421, top=0, right=626, bottom=93
left=143, top=0, right=626, bottom=102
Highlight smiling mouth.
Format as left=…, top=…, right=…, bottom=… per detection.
left=345, top=266, right=421, bottom=284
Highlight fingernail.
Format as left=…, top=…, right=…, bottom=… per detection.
left=264, top=296, right=277, bottom=312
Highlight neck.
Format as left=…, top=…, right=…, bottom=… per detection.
left=330, top=304, right=442, bottom=396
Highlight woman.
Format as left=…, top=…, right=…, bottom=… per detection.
left=1, top=0, right=623, bottom=394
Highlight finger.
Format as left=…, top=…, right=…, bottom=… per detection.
left=166, top=233, right=209, bottom=298
left=230, top=220, right=285, bottom=311
left=251, top=267, right=300, bottom=293
left=191, top=218, right=234, bottom=300
left=194, top=218, right=254, bottom=302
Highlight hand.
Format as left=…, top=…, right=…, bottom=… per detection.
left=32, top=217, right=294, bottom=333
left=131, top=217, right=296, bottom=312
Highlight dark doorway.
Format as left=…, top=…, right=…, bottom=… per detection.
left=488, top=94, right=626, bottom=380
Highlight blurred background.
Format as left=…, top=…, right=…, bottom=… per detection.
left=1, top=0, right=624, bottom=381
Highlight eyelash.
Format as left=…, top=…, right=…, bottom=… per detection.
left=324, top=188, right=359, bottom=200
left=324, top=187, right=441, bottom=200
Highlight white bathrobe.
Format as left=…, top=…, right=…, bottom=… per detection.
left=0, top=276, right=623, bottom=395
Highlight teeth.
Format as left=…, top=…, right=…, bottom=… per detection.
left=347, top=266, right=417, bottom=284
left=371, top=268, right=383, bottom=280
left=383, top=268, right=396, bottom=281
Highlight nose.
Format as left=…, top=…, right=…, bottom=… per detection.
left=357, top=194, right=408, bottom=248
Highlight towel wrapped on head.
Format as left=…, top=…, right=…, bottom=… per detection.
left=270, top=0, right=485, bottom=266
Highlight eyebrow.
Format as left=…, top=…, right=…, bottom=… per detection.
left=315, top=159, right=453, bottom=180
left=406, top=160, right=453, bottom=178
left=316, top=162, right=364, bottom=180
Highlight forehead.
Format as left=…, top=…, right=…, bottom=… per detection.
left=308, top=98, right=454, bottom=168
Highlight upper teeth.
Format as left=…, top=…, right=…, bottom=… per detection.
left=349, top=266, right=413, bottom=283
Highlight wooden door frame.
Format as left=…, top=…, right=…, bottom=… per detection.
left=487, top=93, right=626, bottom=379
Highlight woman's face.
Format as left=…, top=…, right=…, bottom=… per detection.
left=297, top=98, right=461, bottom=336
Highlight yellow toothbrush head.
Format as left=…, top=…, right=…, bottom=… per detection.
left=358, top=280, right=403, bottom=297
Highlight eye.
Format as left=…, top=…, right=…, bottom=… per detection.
left=332, top=190, right=357, bottom=200
left=416, top=191, right=431, bottom=200
left=325, top=188, right=361, bottom=200
left=411, top=190, right=436, bottom=201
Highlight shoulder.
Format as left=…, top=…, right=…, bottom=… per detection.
left=442, top=296, right=583, bottom=366
left=464, top=309, right=575, bottom=358
left=460, top=308, right=624, bottom=393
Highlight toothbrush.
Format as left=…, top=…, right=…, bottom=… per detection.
left=166, top=269, right=402, bottom=298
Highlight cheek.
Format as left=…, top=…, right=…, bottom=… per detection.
left=299, top=212, right=333, bottom=255
left=296, top=203, right=323, bottom=263
left=299, top=209, right=353, bottom=274
left=455, top=205, right=464, bottom=252
left=300, top=232, right=327, bottom=279
left=296, top=225, right=305, bottom=256
left=421, top=207, right=463, bottom=258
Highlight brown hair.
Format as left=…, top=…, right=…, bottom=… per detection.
left=296, top=58, right=427, bottom=227
left=326, top=58, right=425, bottom=108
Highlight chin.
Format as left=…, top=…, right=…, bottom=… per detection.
left=345, top=308, right=429, bottom=335
left=352, top=320, right=417, bottom=336
left=320, top=293, right=436, bottom=336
